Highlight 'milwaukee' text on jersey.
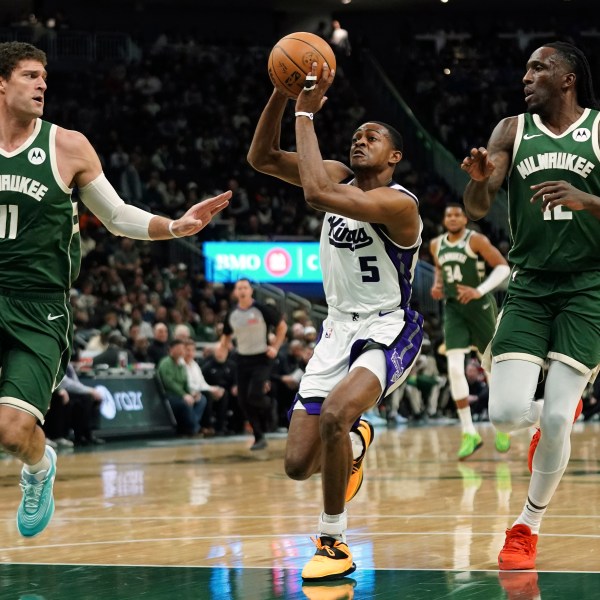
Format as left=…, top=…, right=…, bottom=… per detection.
left=515, top=152, right=594, bottom=179
left=0, top=174, right=49, bottom=201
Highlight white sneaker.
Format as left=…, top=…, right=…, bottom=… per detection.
left=53, top=438, right=74, bottom=448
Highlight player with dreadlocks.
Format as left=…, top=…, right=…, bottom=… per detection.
left=461, top=41, right=600, bottom=571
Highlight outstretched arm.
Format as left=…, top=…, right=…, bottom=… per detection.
left=59, top=128, right=230, bottom=240
left=461, top=117, right=516, bottom=220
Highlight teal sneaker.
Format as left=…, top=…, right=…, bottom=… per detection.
left=457, top=432, right=483, bottom=460
left=17, top=445, right=57, bottom=537
left=495, top=430, right=511, bottom=453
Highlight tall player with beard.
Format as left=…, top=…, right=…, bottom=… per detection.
left=248, top=62, right=424, bottom=581
left=0, top=42, right=230, bottom=539
left=462, top=41, right=600, bottom=571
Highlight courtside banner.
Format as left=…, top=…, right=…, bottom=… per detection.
left=203, top=241, right=322, bottom=283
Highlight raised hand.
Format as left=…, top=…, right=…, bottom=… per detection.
left=461, top=147, right=496, bottom=181
left=170, top=191, right=232, bottom=237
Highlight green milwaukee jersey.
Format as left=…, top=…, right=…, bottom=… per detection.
left=508, top=109, right=600, bottom=271
left=435, top=229, right=485, bottom=299
left=0, top=119, right=80, bottom=292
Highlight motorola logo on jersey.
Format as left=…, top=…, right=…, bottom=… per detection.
left=327, top=215, right=373, bottom=250
left=265, top=247, right=292, bottom=277
left=572, top=128, right=591, bottom=142
left=27, top=147, right=46, bottom=165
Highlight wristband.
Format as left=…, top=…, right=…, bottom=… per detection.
left=295, top=111, right=314, bottom=120
left=168, top=220, right=180, bottom=238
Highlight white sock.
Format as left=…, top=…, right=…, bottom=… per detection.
left=514, top=497, right=547, bottom=535
left=319, top=510, right=347, bottom=543
left=457, top=406, right=477, bottom=435
left=24, top=451, right=51, bottom=475
left=349, top=431, right=364, bottom=460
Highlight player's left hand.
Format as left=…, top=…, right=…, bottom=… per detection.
left=531, top=180, right=594, bottom=212
left=171, top=191, right=232, bottom=237
left=295, top=62, right=335, bottom=115
left=456, top=284, right=481, bottom=304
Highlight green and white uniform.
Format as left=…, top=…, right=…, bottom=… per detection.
left=0, top=119, right=78, bottom=420
left=492, top=109, right=600, bottom=372
left=435, top=229, right=497, bottom=353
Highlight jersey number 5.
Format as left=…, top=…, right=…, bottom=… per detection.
left=359, top=256, right=380, bottom=282
left=0, top=205, right=18, bottom=239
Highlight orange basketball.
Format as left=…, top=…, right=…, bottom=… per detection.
left=268, top=32, right=336, bottom=99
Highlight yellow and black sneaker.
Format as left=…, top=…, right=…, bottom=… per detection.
left=301, top=536, right=357, bottom=582
left=345, top=419, right=374, bottom=502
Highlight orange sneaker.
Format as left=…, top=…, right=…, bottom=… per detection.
left=498, top=524, right=538, bottom=570
left=528, top=398, right=583, bottom=473
left=345, top=419, right=374, bottom=503
left=498, top=571, right=540, bottom=600
left=301, top=536, right=356, bottom=582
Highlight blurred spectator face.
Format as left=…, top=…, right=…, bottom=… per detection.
left=183, top=341, right=196, bottom=363
left=289, top=339, right=305, bottom=359
left=465, top=363, right=481, bottom=382
left=169, top=341, right=185, bottom=361
left=155, top=306, right=168, bottom=322
left=304, top=326, right=317, bottom=343
left=154, top=322, right=169, bottom=342
left=291, top=323, right=305, bottom=340
left=129, top=324, right=141, bottom=340
left=174, top=323, right=191, bottom=341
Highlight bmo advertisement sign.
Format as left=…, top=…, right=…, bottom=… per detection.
left=203, top=242, right=322, bottom=283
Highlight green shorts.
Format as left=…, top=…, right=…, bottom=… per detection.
left=0, top=290, right=72, bottom=421
left=444, top=294, right=497, bottom=354
left=491, top=269, right=600, bottom=373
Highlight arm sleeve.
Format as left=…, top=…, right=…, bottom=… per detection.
left=476, top=264, right=510, bottom=296
left=78, top=173, right=154, bottom=240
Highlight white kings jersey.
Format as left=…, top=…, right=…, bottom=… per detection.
left=319, top=180, right=422, bottom=315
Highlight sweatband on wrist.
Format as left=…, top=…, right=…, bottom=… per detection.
left=168, top=220, right=180, bottom=238
left=295, top=111, right=314, bottom=120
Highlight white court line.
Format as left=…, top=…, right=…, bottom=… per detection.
left=1, top=529, right=600, bottom=554
left=1, top=513, right=599, bottom=521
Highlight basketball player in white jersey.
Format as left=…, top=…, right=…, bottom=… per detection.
left=248, top=62, right=424, bottom=581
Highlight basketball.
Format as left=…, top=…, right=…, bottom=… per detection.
left=268, top=32, right=336, bottom=99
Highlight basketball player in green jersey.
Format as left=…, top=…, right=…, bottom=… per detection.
left=0, top=42, right=230, bottom=537
left=430, top=203, right=510, bottom=459
left=462, top=41, right=600, bottom=571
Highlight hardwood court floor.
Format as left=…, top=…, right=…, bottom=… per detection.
left=1, top=420, right=600, bottom=599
